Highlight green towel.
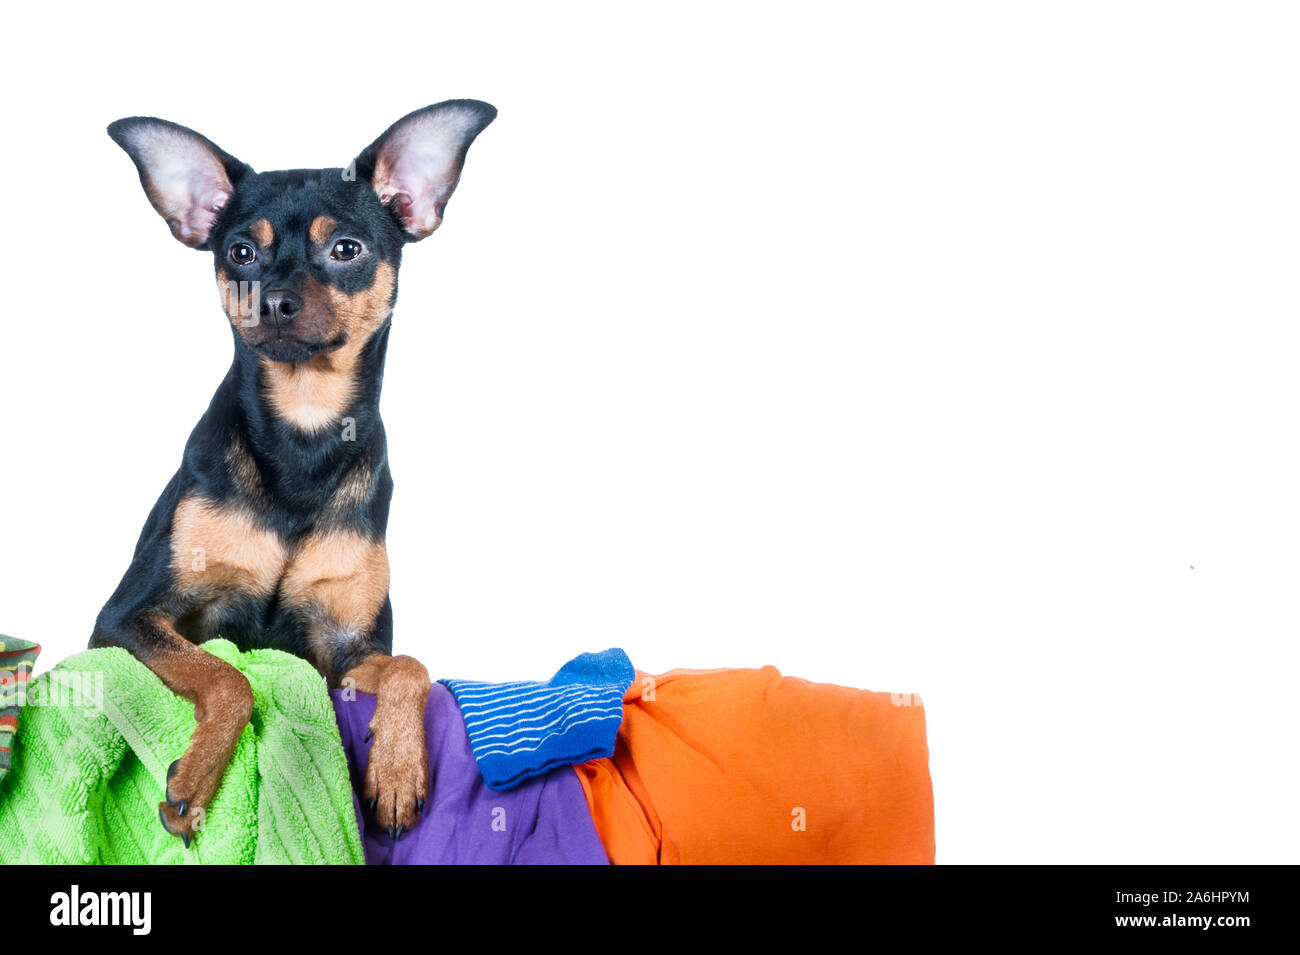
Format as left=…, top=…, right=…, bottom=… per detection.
left=0, top=638, right=364, bottom=864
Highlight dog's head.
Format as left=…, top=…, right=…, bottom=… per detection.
left=108, top=101, right=495, bottom=364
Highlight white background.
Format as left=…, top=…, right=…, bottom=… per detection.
left=1, top=2, right=1296, bottom=863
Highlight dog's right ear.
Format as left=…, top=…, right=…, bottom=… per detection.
left=107, top=118, right=250, bottom=249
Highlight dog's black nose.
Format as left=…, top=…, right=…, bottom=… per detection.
left=260, top=288, right=302, bottom=325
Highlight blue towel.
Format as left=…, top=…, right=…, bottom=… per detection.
left=440, top=649, right=635, bottom=791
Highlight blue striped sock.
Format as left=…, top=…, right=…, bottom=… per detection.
left=441, top=649, right=635, bottom=790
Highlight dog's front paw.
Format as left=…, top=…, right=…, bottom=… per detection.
left=363, top=714, right=429, bottom=840
left=156, top=677, right=252, bottom=845
left=158, top=756, right=218, bottom=847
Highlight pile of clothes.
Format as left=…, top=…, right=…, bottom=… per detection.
left=0, top=637, right=935, bottom=865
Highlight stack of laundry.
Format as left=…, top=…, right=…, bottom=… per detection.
left=0, top=638, right=936, bottom=865
left=339, top=649, right=935, bottom=864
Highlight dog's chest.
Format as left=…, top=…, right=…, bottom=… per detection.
left=169, top=491, right=389, bottom=646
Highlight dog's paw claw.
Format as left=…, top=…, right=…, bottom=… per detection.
left=159, top=754, right=222, bottom=843
left=158, top=800, right=201, bottom=845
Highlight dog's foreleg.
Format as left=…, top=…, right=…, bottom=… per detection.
left=338, top=653, right=431, bottom=838
left=123, top=614, right=253, bottom=844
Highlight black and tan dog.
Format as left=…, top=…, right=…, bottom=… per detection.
left=92, top=100, right=496, bottom=845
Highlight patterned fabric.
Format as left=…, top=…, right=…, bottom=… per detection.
left=0, top=635, right=40, bottom=782
left=440, top=649, right=634, bottom=791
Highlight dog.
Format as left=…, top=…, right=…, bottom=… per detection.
left=92, top=100, right=496, bottom=845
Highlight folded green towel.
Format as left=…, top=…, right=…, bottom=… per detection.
left=0, top=638, right=364, bottom=864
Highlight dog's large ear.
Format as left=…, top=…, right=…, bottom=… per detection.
left=107, top=118, right=249, bottom=249
left=354, top=99, right=496, bottom=241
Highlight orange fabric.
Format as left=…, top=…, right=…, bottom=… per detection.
left=574, top=666, right=934, bottom=864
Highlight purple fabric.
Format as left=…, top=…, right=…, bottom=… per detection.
left=331, top=683, right=609, bottom=865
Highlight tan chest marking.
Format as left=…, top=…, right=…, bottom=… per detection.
left=171, top=495, right=286, bottom=595
left=279, top=530, right=390, bottom=632
left=261, top=354, right=359, bottom=433
left=171, top=496, right=389, bottom=669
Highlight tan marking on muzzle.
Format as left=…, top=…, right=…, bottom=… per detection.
left=216, top=267, right=260, bottom=329
left=259, top=261, right=397, bottom=433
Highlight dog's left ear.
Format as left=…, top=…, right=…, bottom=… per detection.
left=354, top=99, right=497, bottom=241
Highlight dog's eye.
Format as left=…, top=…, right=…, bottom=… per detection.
left=331, top=239, right=363, bottom=261
left=229, top=243, right=257, bottom=266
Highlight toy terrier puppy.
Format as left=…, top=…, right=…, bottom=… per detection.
left=93, top=100, right=496, bottom=845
